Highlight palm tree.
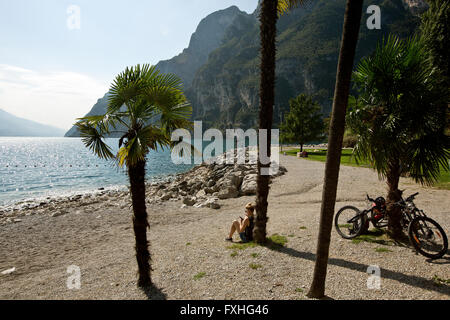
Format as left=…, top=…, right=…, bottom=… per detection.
left=348, top=35, right=449, bottom=238
left=253, top=0, right=312, bottom=244
left=307, top=0, right=364, bottom=299
left=75, top=64, right=192, bottom=287
left=253, top=0, right=279, bottom=244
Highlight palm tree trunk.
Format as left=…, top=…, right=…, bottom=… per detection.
left=307, top=0, right=363, bottom=299
left=254, top=0, right=278, bottom=244
left=386, top=159, right=403, bottom=239
left=128, top=159, right=151, bottom=287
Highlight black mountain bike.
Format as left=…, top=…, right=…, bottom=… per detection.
left=335, top=192, right=448, bottom=259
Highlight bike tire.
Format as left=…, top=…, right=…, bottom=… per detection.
left=408, top=216, right=448, bottom=259
left=335, top=206, right=366, bottom=239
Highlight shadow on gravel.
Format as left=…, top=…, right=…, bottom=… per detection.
left=426, top=251, right=450, bottom=265
left=141, top=285, right=167, bottom=300
left=271, top=246, right=450, bottom=296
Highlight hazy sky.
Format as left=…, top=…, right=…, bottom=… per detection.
left=0, top=0, right=258, bottom=130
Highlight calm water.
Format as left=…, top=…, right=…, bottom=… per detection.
left=0, top=137, right=195, bottom=207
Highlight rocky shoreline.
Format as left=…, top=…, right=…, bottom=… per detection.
left=0, top=148, right=287, bottom=225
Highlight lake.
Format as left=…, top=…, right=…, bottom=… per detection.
left=0, top=137, right=195, bottom=207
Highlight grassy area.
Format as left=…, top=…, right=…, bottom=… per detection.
left=283, top=148, right=371, bottom=167
left=226, top=234, right=288, bottom=251
left=249, top=263, right=262, bottom=270
left=432, top=275, right=450, bottom=287
left=282, top=148, right=450, bottom=190
left=351, top=229, right=394, bottom=245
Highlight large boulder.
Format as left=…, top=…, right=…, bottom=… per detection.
left=204, top=197, right=221, bottom=209
left=240, top=174, right=258, bottom=195
left=196, top=189, right=207, bottom=199
left=217, top=186, right=239, bottom=199
left=182, top=197, right=196, bottom=206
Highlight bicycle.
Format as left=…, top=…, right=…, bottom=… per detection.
left=334, top=191, right=448, bottom=259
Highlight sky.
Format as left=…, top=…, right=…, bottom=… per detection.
left=0, top=0, right=258, bottom=130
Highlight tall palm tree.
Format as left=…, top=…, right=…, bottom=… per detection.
left=253, top=0, right=279, bottom=244
left=253, top=0, right=311, bottom=244
left=307, top=0, right=364, bottom=298
left=75, top=64, right=192, bottom=287
left=348, top=35, right=449, bottom=238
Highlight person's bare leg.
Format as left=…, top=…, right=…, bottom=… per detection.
left=228, top=220, right=241, bottom=238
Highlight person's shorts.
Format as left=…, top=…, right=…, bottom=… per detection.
left=239, top=232, right=249, bottom=243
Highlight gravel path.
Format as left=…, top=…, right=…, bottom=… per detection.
left=0, top=155, right=449, bottom=300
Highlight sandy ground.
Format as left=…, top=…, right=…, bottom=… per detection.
left=0, top=155, right=449, bottom=300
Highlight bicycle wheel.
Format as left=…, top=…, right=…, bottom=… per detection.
left=335, top=206, right=366, bottom=239
left=408, top=216, right=448, bottom=259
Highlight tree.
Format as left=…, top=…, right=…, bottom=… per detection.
left=253, top=0, right=279, bottom=244
left=254, top=0, right=312, bottom=244
left=76, top=64, right=192, bottom=287
left=348, top=35, right=449, bottom=239
left=420, top=0, right=449, bottom=84
left=307, top=0, right=364, bottom=299
left=419, top=0, right=449, bottom=135
left=280, top=94, right=324, bottom=152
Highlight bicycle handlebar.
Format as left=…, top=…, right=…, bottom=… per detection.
left=406, top=192, right=419, bottom=202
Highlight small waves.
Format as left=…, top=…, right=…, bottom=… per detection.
left=0, top=137, right=194, bottom=207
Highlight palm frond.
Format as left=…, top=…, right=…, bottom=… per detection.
left=75, top=121, right=115, bottom=160
left=278, top=0, right=311, bottom=15
left=108, top=64, right=160, bottom=114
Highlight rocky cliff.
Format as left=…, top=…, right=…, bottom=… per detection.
left=186, top=0, right=420, bottom=130
left=66, top=0, right=420, bottom=137
left=66, top=5, right=249, bottom=137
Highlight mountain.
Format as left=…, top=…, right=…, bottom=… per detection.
left=66, top=0, right=422, bottom=137
left=65, top=5, right=247, bottom=137
left=0, top=109, right=65, bottom=137
left=187, top=0, right=421, bottom=129
left=156, top=6, right=251, bottom=89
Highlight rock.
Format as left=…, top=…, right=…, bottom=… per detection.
left=1, top=267, right=16, bottom=275
left=209, top=202, right=221, bottom=209
left=218, top=186, right=239, bottom=199
left=160, top=193, right=172, bottom=201
left=183, top=197, right=196, bottom=206
left=205, top=198, right=221, bottom=209
left=204, top=186, right=218, bottom=194
left=206, top=180, right=216, bottom=187
left=240, top=174, right=258, bottom=195
left=70, top=195, right=82, bottom=201
left=196, top=190, right=207, bottom=198
left=13, top=219, right=22, bottom=223
left=224, top=173, right=243, bottom=188
left=51, top=210, right=68, bottom=218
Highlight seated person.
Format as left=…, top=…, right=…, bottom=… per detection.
left=225, top=202, right=255, bottom=243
